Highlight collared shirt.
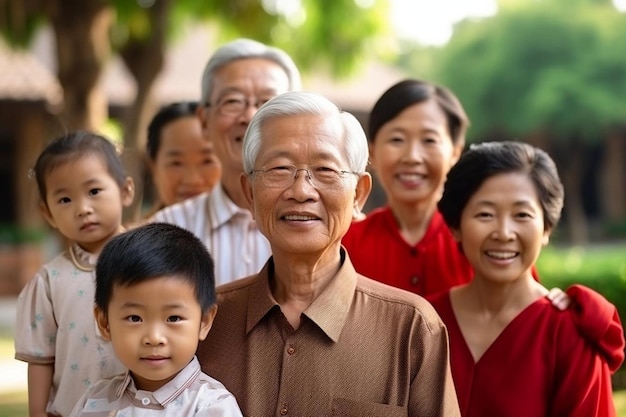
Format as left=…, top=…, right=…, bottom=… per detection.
left=197, top=249, right=460, bottom=417
left=14, top=244, right=125, bottom=417
left=68, top=357, right=243, bottom=416
left=151, top=184, right=271, bottom=284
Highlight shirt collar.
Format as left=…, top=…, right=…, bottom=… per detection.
left=246, top=248, right=357, bottom=343
left=114, top=357, right=202, bottom=407
left=70, top=243, right=98, bottom=268
left=208, top=184, right=253, bottom=230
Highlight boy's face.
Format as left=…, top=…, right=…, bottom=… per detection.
left=95, top=276, right=216, bottom=391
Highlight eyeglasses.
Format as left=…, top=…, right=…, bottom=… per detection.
left=250, top=165, right=359, bottom=189
left=205, top=93, right=274, bottom=116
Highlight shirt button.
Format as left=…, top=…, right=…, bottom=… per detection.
left=280, top=404, right=288, bottom=415
left=141, top=397, right=150, bottom=406
left=411, top=275, right=419, bottom=286
left=287, top=346, right=295, bottom=355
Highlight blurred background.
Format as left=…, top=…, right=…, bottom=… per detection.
left=0, top=0, right=625, bottom=413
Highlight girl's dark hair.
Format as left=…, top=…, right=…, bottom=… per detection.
left=95, top=222, right=216, bottom=314
left=368, top=79, right=469, bottom=145
left=438, top=141, right=564, bottom=231
left=146, top=101, right=199, bottom=160
left=33, top=131, right=126, bottom=205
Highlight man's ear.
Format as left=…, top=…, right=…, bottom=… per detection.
left=121, top=177, right=135, bottom=208
left=368, top=143, right=376, bottom=170
left=353, top=173, right=372, bottom=215
left=94, top=306, right=111, bottom=341
left=39, top=201, right=57, bottom=229
left=199, top=305, right=218, bottom=341
left=196, top=105, right=210, bottom=139
left=240, top=173, right=255, bottom=217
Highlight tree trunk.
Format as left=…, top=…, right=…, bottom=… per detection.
left=119, top=0, right=171, bottom=221
left=46, top=0, right=113, bottom=130
left=599, top=129, right=626, bottom=221
left=558, top=141, right=589, bottom=245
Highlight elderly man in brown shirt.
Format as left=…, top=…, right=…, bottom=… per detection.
left=197, top=91, right=460, bottom=417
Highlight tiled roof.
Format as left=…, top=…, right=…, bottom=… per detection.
left=0, top=39, right=63, bottom=105
left=1, top=25, right=407, bottom=113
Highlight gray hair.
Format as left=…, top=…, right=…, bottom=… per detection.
left=242, top=91, right=369, bottom=175
left=200, top=38, right=302, bottom=105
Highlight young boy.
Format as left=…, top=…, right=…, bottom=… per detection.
left=68, top=223, right=242, bottom=416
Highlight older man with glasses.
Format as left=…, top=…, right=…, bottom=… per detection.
left=197, top=91, right=461, bottom=416
left=151, top=38, right=301, bottom=284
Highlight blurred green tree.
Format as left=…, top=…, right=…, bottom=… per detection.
left=430, top=0, right=626, bottom=244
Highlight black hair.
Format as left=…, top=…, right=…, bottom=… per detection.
left=368, top=79, right=469, bottom=145
left=438, top=141, right=564, bottom=231
left=146, top=101, right=200, bottom=160
left=33, top=131, right=126, bottom=205
left=95, top=223, right=216, bottom=314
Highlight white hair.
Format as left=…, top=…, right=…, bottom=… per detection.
left=200, top=38, right=301, bottom=105
left=242, top=91, right=369, bottom=175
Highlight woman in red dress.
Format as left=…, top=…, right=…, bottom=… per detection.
left=428, top=141, right=624, bottom=416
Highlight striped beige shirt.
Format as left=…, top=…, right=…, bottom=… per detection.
left=197, top=249, right=461, bottom=417
left=151, top=185, right=271, bottom=285
left=68, top=357, right=243, bottom=416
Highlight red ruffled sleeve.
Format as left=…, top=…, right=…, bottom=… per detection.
left=567, top=284, right=625, bottom=373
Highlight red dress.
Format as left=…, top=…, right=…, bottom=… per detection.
left=427, top=286, right=624, bottom=417
left=342, top=207, right=472, bottom=296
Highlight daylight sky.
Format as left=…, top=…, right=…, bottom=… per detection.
left=391, top=0, right=626, bottom=46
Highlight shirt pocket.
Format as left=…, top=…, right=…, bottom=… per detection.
left=331, top=397, right=406, bottom=417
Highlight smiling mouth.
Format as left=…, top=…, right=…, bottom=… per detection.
left=485, top=251, right=518, bottom=260
left=282, top=214, right=319, bottom=221
left=397, top=173, right=425, bottom=180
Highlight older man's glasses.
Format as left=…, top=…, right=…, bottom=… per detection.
left=251, top=165, right=358, bottom=189
left=205, top=93, right=273, bottom=116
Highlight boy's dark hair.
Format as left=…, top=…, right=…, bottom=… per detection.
left=438, top=141, right=564, bottom=232
left=146, top=101, right=199, bottom=161
left=368, top=78, right=469, bottom=146
left=95, top=223, right=216, bottom=314
left=33, top=131, right=127, bottom=205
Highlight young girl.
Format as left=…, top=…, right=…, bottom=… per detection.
left=14, top=131, right=135, bottom=417
left=429, top=141, right=624, bottom=416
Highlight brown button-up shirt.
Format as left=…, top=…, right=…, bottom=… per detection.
left=197, top=250, right=460, bottom=417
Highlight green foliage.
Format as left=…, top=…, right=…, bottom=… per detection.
left=427, top=0, right=626, bottom=143
left=538, top=244, right=626, bottom=302
left=0, top=1, right=43, bottom=47
left=2, top=0, right=391, bottom=79
left=0, top=224, right=46, bottom=244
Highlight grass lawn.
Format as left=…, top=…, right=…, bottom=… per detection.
left=0, top=391, right=26, bottom=417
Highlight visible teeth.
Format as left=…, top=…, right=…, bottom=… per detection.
left=398, top=173, right=423, bottom=180
left=486, top=251, right=517, bottom=259
left=284, top=215, right=316, bottom=221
